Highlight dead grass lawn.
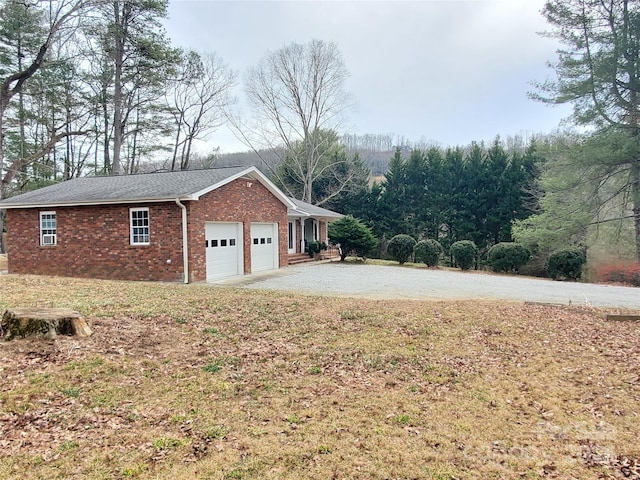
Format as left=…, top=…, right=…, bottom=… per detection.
left=1, top=274, right=639, bottom=480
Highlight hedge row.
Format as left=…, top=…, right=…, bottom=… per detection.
left=385, top=235, right=586, bottom=280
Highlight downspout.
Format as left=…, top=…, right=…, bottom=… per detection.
left=175, top=199, right=189, bottom=284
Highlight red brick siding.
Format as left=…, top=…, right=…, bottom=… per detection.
left=295, top=219, right=302, bottom=253
left=319, top=220, right=328, bottom=243
left=186, top=178, right=288, bottom=282
left=6, top=203, right=184, bottom=281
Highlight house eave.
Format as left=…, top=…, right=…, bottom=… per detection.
left=288, top=212, right=342, bottom=222
left=0, top=196, right=197, bottom=209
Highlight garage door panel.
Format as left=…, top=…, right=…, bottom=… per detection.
left=206, top=222, right=242, bottom=281
left=251, top=223, right=278, bottom=273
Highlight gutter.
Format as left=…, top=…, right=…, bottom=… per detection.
left=0, top=196, right=200, bottom=210
left=175, top=199, right=189, bottom=284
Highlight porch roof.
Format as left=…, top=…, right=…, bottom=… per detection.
left=287, top=198, right=343, bottom=220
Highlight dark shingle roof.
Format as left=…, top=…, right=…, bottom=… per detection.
left=0, top=166, right=345, bottom=220
left=0, top=166, right=255, bottom=207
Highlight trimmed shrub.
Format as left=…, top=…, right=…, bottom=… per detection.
left=486, top=242, right=531, bottom=273
left=546, top=248, right=586, bottom=281
left=387, top=234, right=417, bottom=265
left=414, top=239, right=444, bottom=267
left=306, top=241, right=327, bottom=258
left=449, top=240, right=478, bottom=271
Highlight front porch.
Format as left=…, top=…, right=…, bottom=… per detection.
left=287, top=197, right=343, bottom=265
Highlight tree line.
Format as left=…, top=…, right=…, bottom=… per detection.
left=325, top=140, right=539, bottom=255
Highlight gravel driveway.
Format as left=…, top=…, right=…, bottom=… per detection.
left=225, top=262, right=640, bottom=309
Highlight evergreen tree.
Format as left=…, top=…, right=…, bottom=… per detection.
left=378, top=147, right=409, bottom=237
left=535, top=0, right=640, bottom=260
left=423, top=147, right=450, bottom=241
left=328, top=215, right=377, bottom=261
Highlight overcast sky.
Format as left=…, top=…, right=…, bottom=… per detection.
left=163, top=0, right=571, bottom=154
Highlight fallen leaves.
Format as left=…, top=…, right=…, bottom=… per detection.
left=0, top=275, right=639, bottom=479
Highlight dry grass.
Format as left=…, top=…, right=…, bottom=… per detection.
left=0, top=254, right=7, bottom=271
left=1, top=274, right=639, bottom=480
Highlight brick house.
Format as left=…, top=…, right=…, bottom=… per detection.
left=0, top=166, right=342, bottom=282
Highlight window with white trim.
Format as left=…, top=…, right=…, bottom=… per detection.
left=130, top=208, right=150, bottom=245
left=40, top=211, right=57, bottom=246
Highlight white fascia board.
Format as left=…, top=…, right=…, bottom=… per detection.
left=191, top=166, right=298, bottom=210
left=288, top=205, right=312, bottom=217
left=288, top=211, right=311, bottom=218
left=287, top=210, right=343, bottom=222
left=288, top=209, right=343, bottom=220
left=291, top=214, right=341, bottom=222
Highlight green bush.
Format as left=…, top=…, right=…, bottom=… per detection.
left=328, top=216, right=377, bottom=262
left=449, top=240, right=478, bottom=271
left=546, top=248, right=586, bottom=281
left=486, top=242, right=531, bottom=273
left=387, top=234, right=417, bottom=265
left=414, top=239, right=444, bottom=267
left=306, top=241, right=327, bottom=258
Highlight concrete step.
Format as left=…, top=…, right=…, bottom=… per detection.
left=288, top=253, right=315, bottom=265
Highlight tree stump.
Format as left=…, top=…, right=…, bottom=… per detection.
left=1, top=308, right=92, bottom=341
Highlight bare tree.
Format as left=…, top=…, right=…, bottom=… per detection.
left=236, top=39, right=353, bottom=203
left=167, top=50, right=237, bottom=171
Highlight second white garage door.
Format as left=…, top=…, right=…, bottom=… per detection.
left=205, top=222, right=243, bottom=281
left=250, top=223, right=279, bottom=273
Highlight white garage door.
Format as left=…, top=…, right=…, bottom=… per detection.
left=205, top=222, right=243, bottom=281
left=250, top=223, right=278, bottom=273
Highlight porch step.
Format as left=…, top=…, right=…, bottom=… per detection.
left=288, top=253, right=315, bottom=265
left=287, top=247, right=341, bottom=265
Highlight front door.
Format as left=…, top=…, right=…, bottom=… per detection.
left=303, top=218, right=318, bottom=251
